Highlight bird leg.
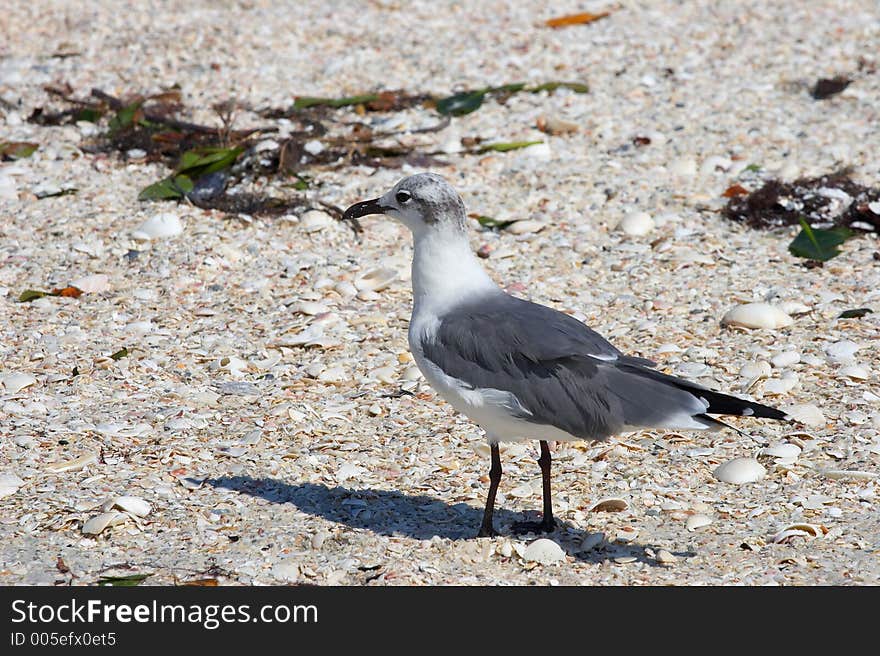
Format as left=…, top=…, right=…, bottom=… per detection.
left=477, top=442, right=502, bottom=538
left=512, top=440, right=557, bottom=534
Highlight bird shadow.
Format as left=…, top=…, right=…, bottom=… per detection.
left=207, top=475, right=687, bottom=565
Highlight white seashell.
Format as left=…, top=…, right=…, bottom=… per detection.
left=317, top=365, right=346, bottom=383
left=132, top=212, right=183, bottom=240
left=778, top=301, right=811, bottom=316
left=70, top=273, right=110, bottom=294
left=311, top=530, right=329, bottom=550
left=721, top=303, right=793, bottom=329
left=614, top=526, right=639, bottom=543
left=46, top=453, right=98, bottom=473
left=770, top=351, right=800, bottom=368
left=589, top=497, right=628, bottom=513
left=759, top=443, right=801, bottom=460
left=0, top=173, right=17, bottom=200
left=525, top=143, right=552, bottom=160
left=522, top=538, right=566, bottom=565
left=770, top=523, right=827, bottom=544
left=686, top=514, right=713, bottom=531
left=0, top=472, right=25, bottom=499
left=669, top=157, right=697, bottom=176
left=251, top=352, right=281, bottom=370
left=336, top=462, right=366, bottom=484
left=675, top=362, right=710, bottom=378
left=509, top=483, right=533, bottom=498
left=579, top=532, right=605, bottom=552
left=355, top=267, right=397, bottom=292
left=740, top=361, right=771, bottom=378
left=300, top=210, right=334, bottom=233
left=102, top=496, right=152, bottom=517
left=402, top=366, right=422, bottom=381
left=838, top=365, right=869, bottom=380
left=497, top=540, right=514, bottom=558
left=799, top=495, right=833, bottom=510
left=303, top=139, right=324, bottom=155
left=471, top=442, right=491, bottom=458
left=821, top=470, right=877, bottom=481
left=713, top=457, right=766, bottom=484
left=1, top=373, right=37, bottom=394
left=210, top=356, right=249, bottom=376
left=825, top=340, right=860, bottom=364
left=506, top=219, right=545, bottom=235
left=764, top=378, right=797, bottom=395
left=618, top=211, right=655, bottom=237
left=371, top=366, right=396, bottom=384
left=844, top=410, right=867, bottom=424
left=782, top=403, right=825, bottom=426
left=333, top=281, right=357, bottom=298
left=125, top=320, right=154, bottom=336
left=82, top=511, right=125, bottom=535
left=271, top=558, right=300, bottom=582
left=294, top=301, right=330, bottom=316
left=655, top=549, right=677, bottom=565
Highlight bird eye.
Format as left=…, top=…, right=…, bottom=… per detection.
left=396, top=190, right=412, bottom=204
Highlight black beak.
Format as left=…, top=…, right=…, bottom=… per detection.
left=342, top=197, right=388, bottom=227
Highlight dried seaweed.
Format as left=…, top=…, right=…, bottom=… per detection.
left=723, top=171, right=880, bottom=232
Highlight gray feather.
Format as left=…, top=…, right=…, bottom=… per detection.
left=420, top=293, right=774, bottom=441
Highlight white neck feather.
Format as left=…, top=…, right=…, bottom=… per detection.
left=410, top=226, right=499, bottom=316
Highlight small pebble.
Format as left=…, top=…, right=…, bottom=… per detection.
left=669, top=157, right=697, bottom=176
left=619, top=211, right=655, bottom=237
left=655, top=549, right=677, bottom=565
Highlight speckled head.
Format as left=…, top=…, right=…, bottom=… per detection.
left=343, top=173, right=468, bottom=237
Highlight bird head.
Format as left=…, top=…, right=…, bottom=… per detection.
left=343, top=173, right=468, bottom=238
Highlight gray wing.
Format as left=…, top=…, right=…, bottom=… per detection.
left=421, top=294, right=713, bottom=441
left=433, top=294, right=652, bottom=366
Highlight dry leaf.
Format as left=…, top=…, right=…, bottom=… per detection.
left=180, top=578, right=219, bottom=586
left=546, top=11, right=610, bottom=29
left=52, top=286, right=84, bottom=298
left=722, top=184, right=749, bottom=198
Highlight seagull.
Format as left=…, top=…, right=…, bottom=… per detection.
left=343, top=173, right=788, bottom=538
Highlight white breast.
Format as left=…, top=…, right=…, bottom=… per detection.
left=408, top=308, right=578, bottom=444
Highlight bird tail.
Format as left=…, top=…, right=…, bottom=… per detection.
left=616, top=363, right=789, bottom=421
left=688, top=386, right=788, bottom=420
